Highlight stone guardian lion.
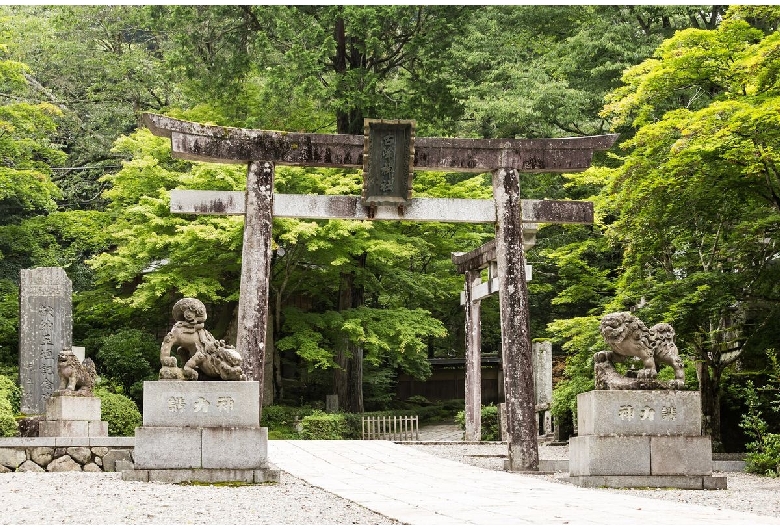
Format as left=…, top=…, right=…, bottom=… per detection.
left=159, top=297, right=246, bottom=381
left=56, top=349, right=97, bottom=396
left=594, top=312, right=685, bottom=390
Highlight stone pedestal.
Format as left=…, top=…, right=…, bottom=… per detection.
left=39, top=395, right=108, bottom=437
left=568, top=390, right=726, bottom=490
left=122, top=380, right=279, bottom=484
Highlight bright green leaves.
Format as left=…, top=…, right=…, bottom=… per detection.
left=604, top=19, right=769, bottom=130
left=0, top=70, right=64, bottom=221
left=278, top=306, right=445, bottom=379
left=590, top=9, right=780, bottom=373
left=89, top=129, right=245, bottom=308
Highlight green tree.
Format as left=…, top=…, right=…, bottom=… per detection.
left=453, top=5, right=724, bottom=139
left=0, top=41, right=69, bottom=364
left=568, top=13, right=780, bottom=449
left=150, top=5, right=474, bottom=135
left=1, top=6, right=175, bottom=209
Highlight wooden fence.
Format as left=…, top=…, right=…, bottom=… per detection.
left=362, top=415, right=419, bottom=441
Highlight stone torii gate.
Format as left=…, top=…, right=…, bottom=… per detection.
left=143, top=112, right=616, bottom=471
left=453, top=238, right=551, bottom=443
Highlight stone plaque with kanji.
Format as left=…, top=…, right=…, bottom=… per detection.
left=361, top=119, right=415, bottom=209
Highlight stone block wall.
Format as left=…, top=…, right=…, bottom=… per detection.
left=0, top=437, right=133, bottom=473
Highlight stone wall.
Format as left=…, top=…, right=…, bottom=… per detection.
left=0, top=437, right=133, bottom=473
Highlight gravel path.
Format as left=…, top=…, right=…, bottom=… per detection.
left=0, top=442, right=777, bottom=524
left=411, top=442, right=780, bottom=520
left=0, top=472, right=398, bottom=525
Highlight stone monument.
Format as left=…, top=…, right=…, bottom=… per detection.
left=533, top=341, right=553, bottom=438
left=19, top=267, right=72, bottom=415
left=39, top=349, right=108, bottom=437
left=568, top=312, right=725, bottom=489
left=124, top=298, right=278, bottom=484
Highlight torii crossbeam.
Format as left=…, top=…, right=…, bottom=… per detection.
left=143, top=113, right=617, bottom=472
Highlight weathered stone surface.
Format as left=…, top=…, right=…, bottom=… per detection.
left=172, top=190, right=593, bottom=227
left=569, top=435, right=651, bottom=476
left=236, top=162, right=273, bottom=419
left=0, top=437, right=53, bottom=447
left=85, top=436, right=133, bottom=447
left=44, top=395, right=101, bottom=421
left=142, top=381, right=260, bottom=428
left=91, top=446, right=109, bottom=458
left=0, top=465, right=10, bottom=472
left=201, top=427, right=268, bottom=469
left=577, top=390, right=701, bottom=436
left=54, top=351, right=97, bottom=396
left=88, top=421, right=109, bottom=437
left=650, top=436, right=713, bottom=475
left=19, top=267, right=72, bottom=415
left=713, top=460, right=745, bottom=472
left=538, top=459, right=568, bottom=473
left=47, top=455, right=81, bottom=472
left=145, top=468, right=257, bottom=484
left=133, top=427, right=201, bottom=469
left=53, top=447, right=67, bottom=459
left=39, top=420, right=90, bottom=437
left=492, top=167, right=538, bottom=472
left=29, top=446, right=54, bottom=467
left=114, top=460, right=134, bottom=472
left=595, top=312, right=685, bottom=389
left=16, top=460, right=44, bottom=472
left=532, top=341, right=553, bottom=406
left=569, top=475, right=726, bottom=490
left=463, top=268, right=482, bottom=443
left=83, top=462, right=101, bottom=472
left=0, top=448, right=26, bottom=469
left=159, top=298, right=245, bottom=382
left=254, top=468, right=281, bottom=483
left=121, top=470, right=149, bottom=482
left=102, top=449, right=134, bottom=473
left=94, top=456, right=103, bottom=468
left=704, top=476, right=729, bottom=490
left=67, top=446, right=93, bottom=465
left=143, top=112, right=617, bottom=173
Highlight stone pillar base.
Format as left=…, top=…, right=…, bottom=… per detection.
left=45, top=395, right=102, bottom=421
left=39, top=420, right=108, bottom=437
left=123, top=381, right=278, bottom=484
left=122, top=467, right=281, bottom=484
left=569, top=475, right=726, bottom=490
left=40, top=395, right=106, bottom=437
left=568, top=390, right=725, bottom=490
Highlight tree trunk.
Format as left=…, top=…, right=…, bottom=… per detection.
left=334, top=254, right=366, bottom=413
left=333, top=14, right=365, bottom=135
left=697, top=360, right=723, bottom=452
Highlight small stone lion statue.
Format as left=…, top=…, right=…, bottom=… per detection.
left=594, top=311, right=685, bottom=390
left=159, top=297, right=246, bottom=381
left=55, top=349, right=97, bottom=396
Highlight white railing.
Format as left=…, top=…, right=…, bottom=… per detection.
left=362, top=415, right=419, bottom=441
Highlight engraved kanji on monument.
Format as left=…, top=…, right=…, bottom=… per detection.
left=19, top=267, right=73, bottom=415
left=361, top=119, right=415, bottom=214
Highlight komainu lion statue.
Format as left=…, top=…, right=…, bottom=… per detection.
left=594, top=312, right=685, bottom=390
left=56, top=349, right=97, bottom=396
left=159, top=297, right=246, bottom=381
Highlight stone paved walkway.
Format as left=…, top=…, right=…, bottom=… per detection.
left=268, top=440, right=780, bottom=526
left=417, top=423, right=464, bottom=441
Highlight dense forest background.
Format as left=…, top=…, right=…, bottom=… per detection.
left=2, top=5, right=780, bottom=451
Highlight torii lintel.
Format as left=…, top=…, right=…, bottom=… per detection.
left=142, top=113, right=617, bottom=173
